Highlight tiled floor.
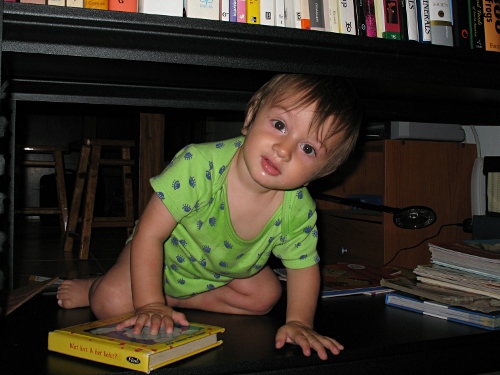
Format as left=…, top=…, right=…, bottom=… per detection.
left=13, top=218, right=125, bottom=288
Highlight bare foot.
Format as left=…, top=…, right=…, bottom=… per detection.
left=57, top=278, right=96, bottom=309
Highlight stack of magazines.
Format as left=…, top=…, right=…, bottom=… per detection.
left=381, top=240, right=500, bottom=330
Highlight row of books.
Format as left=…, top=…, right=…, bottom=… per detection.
left=9, top=0, right=500, bottom=52
left=381, top=239, right=500, bottom=330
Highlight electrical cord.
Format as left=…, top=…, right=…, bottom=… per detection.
left=383, top=223, right=464, bottom=267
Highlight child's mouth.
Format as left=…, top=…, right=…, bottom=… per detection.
left=261, top=157, right=280, bottom=176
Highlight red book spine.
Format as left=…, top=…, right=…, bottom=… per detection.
left=109, top=0, right=138, bottom=12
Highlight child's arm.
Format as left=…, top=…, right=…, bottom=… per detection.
left=117, top=194, right=189, bottom=334
left=275, top=264, right=344, bottom=360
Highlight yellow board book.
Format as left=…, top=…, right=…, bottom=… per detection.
left=48, top=314, right=225, bottom=373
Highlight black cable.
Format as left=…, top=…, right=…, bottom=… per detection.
left=383, top=223, right=463, bottom=267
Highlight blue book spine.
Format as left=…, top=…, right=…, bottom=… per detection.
left=230, top=0, right=238, bottom=22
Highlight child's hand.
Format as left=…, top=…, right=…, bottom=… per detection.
left=275, top=321, right=344, bottom=360
left=115, top=302, right=190, bottom=335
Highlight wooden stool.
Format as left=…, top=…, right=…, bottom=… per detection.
left=15, top=145, right=69, bottom=233
left=64, top=139, right=135, bottom=260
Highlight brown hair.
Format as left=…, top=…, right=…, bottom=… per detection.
left=243, top=74, right=362, bottom=178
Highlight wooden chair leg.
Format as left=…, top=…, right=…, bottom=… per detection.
left=53, top=150, right=69, bottom=233
left=64, top=145, right=91, bottom=253
left=79, top=145, right=101, bottom=260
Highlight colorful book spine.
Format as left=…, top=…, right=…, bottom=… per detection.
left=374, top=0, right=385, bottom=36
left=109, top=0, right=137, bottom=12
left=247, top=0, right=260, bottom=23
left=309, top=0, right=326, bottom=30
left=221, top=0, right=230, bottom=21
left=382, top=0, right=401, bottom=40
left=66, top=0, right=84, bottom=7
left=429, top=0, right=453, bottom=46
left=47, top=0, right=65, bottom=6
left=138, top=0, right=183, bottom=16
left=469, top=0, right=485, bottom=49
left=260, top=0, right=275, bottom=25
left=275, top=0, right=286, bottom=26
left=451, top=0, right=472, bottom=48
left=230, top=0, right=238, bottom=21
left=416, top=0, right=431, bottom=43
left=354, top=0, right=367, bottom=36
left=84, top=0, right=108, bottom=9
left=300, top=0, right=311, bottom=29
left=338, top=0, right=357, bottom=35
left=364, top=0, right=377, bottom=37
left=482, top=0, right=500, bottom=52
left=403, top=0, right=419, bottom=41
left=186, top=0, right=220, bottom=20
left=237, top=0, right=247, bottom=22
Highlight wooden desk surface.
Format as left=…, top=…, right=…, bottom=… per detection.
left=1, top=292, right=500, bottom=375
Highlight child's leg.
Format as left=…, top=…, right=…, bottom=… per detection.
left=168, top=265, right=282, bottom=315
left=57, top=242, right=135, bottom=319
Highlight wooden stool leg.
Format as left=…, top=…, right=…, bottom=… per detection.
left=64, top=145, right=91, bottom=253
left=53, top=150, right=69, bottom=233
left=122, top=146, right=134, bottom=222
left=79, top=145, right=101, bottom=260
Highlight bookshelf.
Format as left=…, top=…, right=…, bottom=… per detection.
left=1, top=3, right=500, bottom=284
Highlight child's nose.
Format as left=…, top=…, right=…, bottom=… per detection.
left=274, top=140, right=293, bottom=161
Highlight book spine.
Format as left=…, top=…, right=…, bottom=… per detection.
left=67, top=0, right=84, bottom=7
left=260, top=0, right=275, bottom=25
left=470, top=0, right=485, bottom=49
left=247, top=0, right=260, bottom=23
left=309, top=0, right=326, bottom=30
left=294, top=0, right=302, bottom=27
left=383, top=0, right=401, bottom=39
left=451, top=0, right=472, bottom=48
left=109, top=0, right=137, bottom=12
left=237, top=0, right=247, bottom=22
left=20, top=0, right=46, bottom=3
left=48, top=331, right=150, bottom=373
left=404, top=0, right=419, bottom=41
left=138, top=0, right=183, bottom=16
left=327, top=0, right=341, bottom=32
left=301, top=0, right=312, bottom=29
left=482, top=0, right=500, bottom=52
left=355, top=0, right=367, bottom=36
left=47, top=0, right=65, bottom=6
left=374, top=0, right=385, bottom=36
left=416, top=0, right=431, bottom=43
left=276, top=0, right=286, bottom=26
left=429, top=0, right=453, bottom=46
left=186, top=0, right=220, bottom=20
left=221, top=0, right=230, bottom=21
left=84, top=0, right=108, bottom=9
left=230, top=0, right=238, bottom=21
left=364, top=0, right=378, bottom=37
left=338, top=0, right=357, bottom=34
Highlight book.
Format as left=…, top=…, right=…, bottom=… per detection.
left=5, top=277, right=60, bottom=316
left=66, top=0, right=84, bottom=7
left=309, top=0, right=326, bottom=30
left=325, top=0, right=341, bottom=32
left=385, top=292, right=500, bottom=330
left=374, top=0, right=386, bottom=36
left=275, top=0, right=286, bottom=26
left=428, top=240, right=500, bottom=279
left=260, top=0, right=275, bottom=25
left=230, top=0, right=238, bottom=21
left=138, top=0, right=183, bottom=16
left=275, top=263, right=401, bottom=298
left=221, top=0, right=230, bottom=21
left=402, top=0, right=419, bottom=41
left=84, top=0, right=108, bottom=9
left=451, top=0, right=472, bottom=48
left=338, top=0, right=358, bottom=34
left=429, top=0, right=453, bottom=46
left=48, top=314, right=225, bottom=373
left=109, top=0, right=137, bottom=12
left=382, top=0, right=401, bottom=40
left=20, top=0, right=46, bottom=3
left=483, top=0, right=500, bottom=52
left=469, top=0, right=485, bottom=49
left=364, top=0, right=378, bottom=37
left=247, top=0, right=260, bottom=23
left=47, top=0, right=65, bottom=6
left=185, top=0, right=220, bottom=20
left=416, top=0, right=431, bottom=43
left=300, top=0, right=311, bottom=29
left=354, top=0, right=367, bottom=36
left=237, top=0, right=247, bottom=22
left=284, top=0, right=297, bottom=27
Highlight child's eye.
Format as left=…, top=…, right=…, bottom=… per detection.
left=301, top=144, right=316, bottom=156
left=273, top=120, right=286, bottom=133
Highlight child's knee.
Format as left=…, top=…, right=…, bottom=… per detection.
left=252, top=281, right=282, bottom=315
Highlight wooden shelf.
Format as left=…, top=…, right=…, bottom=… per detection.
left=2, top=3, right=500, bottom=123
